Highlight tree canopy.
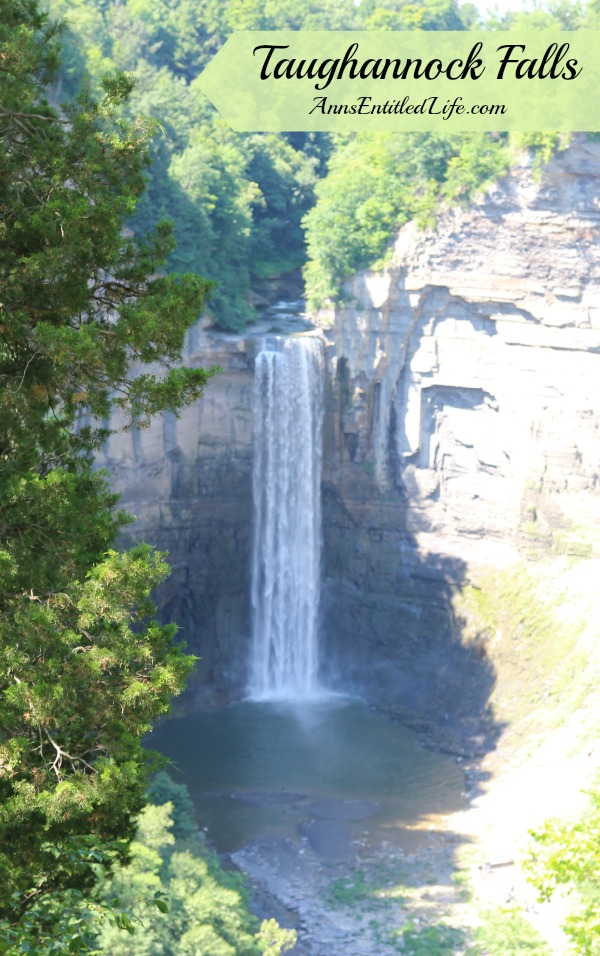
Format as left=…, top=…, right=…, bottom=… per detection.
left=95, top=774, right=297, bottom=955
left=47, top=0, right=590, bottom=324
left=525, top=788, right=600, bottom=956
left=43, top=0, right=489, bottom=330
left=0, top=1, right=216, bottom=946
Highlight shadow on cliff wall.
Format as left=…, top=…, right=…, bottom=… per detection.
left=318, top=279, right=514, bottom=767
left=109, top=295, right=504, bottom=775
left=321, top=358, right=505, bottom=767
left=320, top=496, right=503, bottom=768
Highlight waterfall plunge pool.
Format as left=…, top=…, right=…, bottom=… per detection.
left=149, top=696, right=467, bottom=857
left=148, top=335, right=466, bottom=864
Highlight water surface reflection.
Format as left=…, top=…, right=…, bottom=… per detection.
left=149, top=697, right=466, bottom=853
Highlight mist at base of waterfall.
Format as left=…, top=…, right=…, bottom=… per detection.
left=149, top=696, right=466, bottom=855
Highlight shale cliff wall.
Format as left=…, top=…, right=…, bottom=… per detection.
left=318, top=140, right=600, bottom=734
left=99, top=328, right=257, bottom=703
left=99, top=141, right=600, bottom=733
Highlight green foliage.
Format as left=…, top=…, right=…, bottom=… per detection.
left=470, top=906, right=552, bottom=954
left=96, top=796, right=297, bottom=956
left=400, top=920, right=466, bottom=955
left=47, top=0, right=586, bottom=327
left=47, top=0, right=481, bottom=330
left=0, top=0, right=215, bottom=947
left=326, top=871, right=370, bottom=908
left=301, top=1, right=588, bottom=310
left=482, top=0, right=586, bottom=30
left=524, top=789, right=600, bottom=955
left=511, top=132, right=571, bottom=181
left=303, top=132, right=510, bottom=309
left=146, top=771, right=197, bottom=842
left=0, top=10, right=215, bottom=454
left=0, top=541, right=197, bottom=925
left=256, top=919, right=297, bottom=956
left=362, top=0, right=465, bottom=31
left=441, top=135, right=510, bottom=203
left=455, top=562, right=591, bottom=732
left=0, top=838, right=140, bottom=955
left=45, top=0, right=343, bottom=329
left=245, top=134, right=317, bottom=279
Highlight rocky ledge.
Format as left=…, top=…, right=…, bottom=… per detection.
left=317, top=139, right=600, bottom=732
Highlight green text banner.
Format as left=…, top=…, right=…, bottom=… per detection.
left=197, top=31, right=600, bottom=131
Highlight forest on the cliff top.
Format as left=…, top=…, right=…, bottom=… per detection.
left=50, top=0, right=600, bottom=330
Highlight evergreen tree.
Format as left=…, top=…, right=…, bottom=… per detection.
left=0, top=1, right=216, bottom=946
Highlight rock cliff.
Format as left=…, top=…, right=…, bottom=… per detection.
left=319, top=139, right=600, bottom=737
left=323, top=139, right=600, bottom=553
left=99, top=140, right=600, bottom=738
left=99, top=326, right=257, bottom=703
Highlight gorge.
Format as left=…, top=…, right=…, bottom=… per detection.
left=100, top=139, right=600, bottom=953
left=147, top=326, right=469, bottom=955
left=101, top=138, right=600, bottom=729
left=9, top=0, right=600, bottom=949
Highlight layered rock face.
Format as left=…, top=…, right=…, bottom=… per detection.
left=319, top=140, right=600, bottom=735
left=325, top=141, right=600, bottom=549
left=98, top=327, right=257, bottom=703
left=100, top=141, right=600, bottom=735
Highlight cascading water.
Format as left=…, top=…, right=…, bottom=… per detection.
left=249, top=335, right=324, bottom=699
left=152, top=328, right=467, bottom=934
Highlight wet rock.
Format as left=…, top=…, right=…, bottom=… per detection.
left=305, top=799, right=380, bottom=821
left=232, top=836, right=315, bottom=886
left=297, top=820, right=356, bottom=864
left=229, top=791, right=309, bottom=807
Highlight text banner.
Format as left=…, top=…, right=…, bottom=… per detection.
left=197, top=31, right=600, bottom=132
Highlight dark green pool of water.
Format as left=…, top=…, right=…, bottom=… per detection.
left=149, top=697, right=466, bottom=854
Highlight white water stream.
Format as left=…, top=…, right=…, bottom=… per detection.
left=249, top=335, right=324, bottom=699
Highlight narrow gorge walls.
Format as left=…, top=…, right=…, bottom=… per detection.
left=325, top=141, right=600, bottom=554
left=98, top=141, right=600, bottom=738
left=98, top=330, right=257, bottom=704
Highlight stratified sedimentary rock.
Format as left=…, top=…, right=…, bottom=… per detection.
left=318, top=139, right=600, bottom=731
left=322, top=139, right=600, bottom=554
left=98, top=140, right=600, bottom=736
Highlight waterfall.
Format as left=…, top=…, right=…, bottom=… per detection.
left=249, top=335, right=324, bottom=699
